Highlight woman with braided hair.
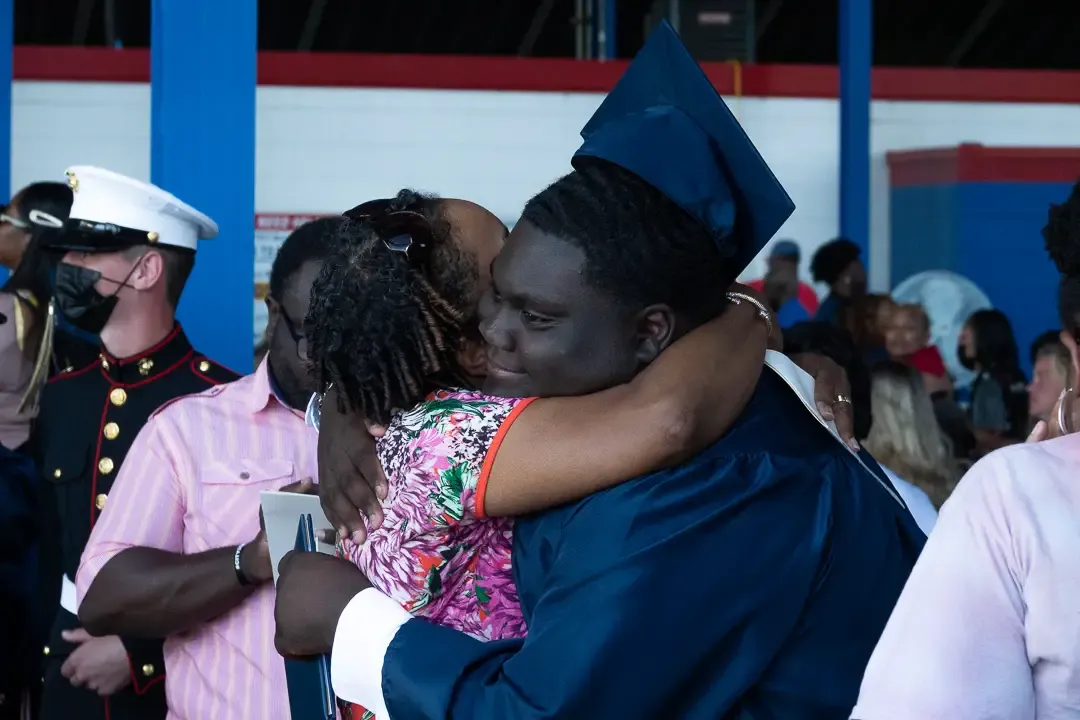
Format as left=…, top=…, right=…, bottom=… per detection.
left=305, top=179, right=789, bottom=641
left=302, top=157, right=868, bottom=641
left=852, top=179, right=1080, bottom=719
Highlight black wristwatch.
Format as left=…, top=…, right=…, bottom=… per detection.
left=234, top=542, right=253, bottom=586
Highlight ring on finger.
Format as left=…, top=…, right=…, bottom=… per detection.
left=834, top=394, right=852, bottom=405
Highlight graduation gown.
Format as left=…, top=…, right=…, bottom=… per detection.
left=338, top=355, right=925, bottom=719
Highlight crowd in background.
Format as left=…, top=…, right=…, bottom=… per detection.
left=753, top=235, right=1063, bottom=527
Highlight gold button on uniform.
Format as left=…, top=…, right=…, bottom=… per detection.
left=53, top=469, right=61, bottom=478
left=141, top=664, right=154, bottom=677
left=109, top=388, right=127, bottom=406
left=43, top=646, right=49, bottom=656
left=103, top=422, right=120, bottom=440
left=198, top=360, right=210, bottom=372
left=95, top=493, right=107, bottom=510
left=98, top=457, right=114, bottom=475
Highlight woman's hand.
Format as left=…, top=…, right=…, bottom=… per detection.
left=317, top=386, right=388, bottom=545
left=788, top=352, right=858, bottom=450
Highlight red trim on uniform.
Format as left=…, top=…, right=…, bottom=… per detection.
left=104, top=696, right=110, bottom=720
left=126, top=654, right=166, bottom=695
left=475, top=397, right=539, bottom=519
left=887, top=144, right=1080, bottom=186
left=189, top=356, right=232, bottom=385
left=88, top=389, right=113, bottom=531
left=45, top=359, right=97, bottom=384
left=100, top=348, right=195, bottom=388
left=100, top=325, right=181, bottom=365
left=12, top=45, right=1080, bottom=104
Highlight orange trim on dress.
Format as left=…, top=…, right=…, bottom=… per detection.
left=475, top=396, right=538, bottom=519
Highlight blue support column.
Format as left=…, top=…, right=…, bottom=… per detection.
left=0, top=0, right=11, bottom=284
left=838, top=0, right=872, bottom=265
left=151, top=0, right=257, bottom=373
left=600, top=0, right=617, bottom=60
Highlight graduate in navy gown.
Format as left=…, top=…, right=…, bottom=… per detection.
left=274, top=22, right=924, bottom=719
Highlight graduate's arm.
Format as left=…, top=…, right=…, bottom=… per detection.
left=481, top=294, right=772, bottom=516
left=331, top=454, right=825, bottom=719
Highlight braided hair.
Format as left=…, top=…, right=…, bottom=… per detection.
left=305, top=190, right=479, bottom=427
left=520, top=157, right=733, bottom=323
left=1044, top=178, right=1080, bottom=334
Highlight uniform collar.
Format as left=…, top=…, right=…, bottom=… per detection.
left=246, top=356, right=302, bottom=417
left=99, top=324, right=193, bottom=386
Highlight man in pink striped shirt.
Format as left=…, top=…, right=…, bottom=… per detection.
left=74, top=217, right=344, bottom=719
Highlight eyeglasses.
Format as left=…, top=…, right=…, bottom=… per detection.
left=343, top=198, right=436, bottom=263
left=273, top=298, right=308, bottom=361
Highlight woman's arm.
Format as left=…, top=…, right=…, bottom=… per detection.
left=481, top=297, right=770, bottom=517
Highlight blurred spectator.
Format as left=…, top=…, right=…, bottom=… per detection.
left=864, top=361, right=956, bottom=520
left=1027, top=330, right=1070, bottom=427
left=0, top=182, right=77, bottom=448
left=958, top=309, right=1029, bottom=452
left=840, top=293, right=895, bottom=368
left=784, top=321, right=871, bottom=440
left=746, top=240, right=819, bottom=327
left=810, top=238, right=866, bottom=325
left=784, top=322, right=939, bottom=534
left=884, top=303, right=953, bottom=396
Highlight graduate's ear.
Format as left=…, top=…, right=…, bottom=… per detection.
left=634, top=304, right=677, bottom=365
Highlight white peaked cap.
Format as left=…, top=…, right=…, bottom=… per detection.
left=64, top=165, right=218, bottom=251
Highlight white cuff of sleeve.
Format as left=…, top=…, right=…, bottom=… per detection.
left=331, top=587, right=412, bottom=717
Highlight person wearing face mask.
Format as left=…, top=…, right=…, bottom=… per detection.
left=25, top=166, right=237, bottom=720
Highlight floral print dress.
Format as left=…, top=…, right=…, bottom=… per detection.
left=338, top=388, right=534, bottom=642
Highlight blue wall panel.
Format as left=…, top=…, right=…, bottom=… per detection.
left=956, top=181, right=1066, bottom=371
left=889, top=184, right=957, bottom=288
left=889, top=179, right=1067, bottom=375
left=150, top=0, right=257, bottom=373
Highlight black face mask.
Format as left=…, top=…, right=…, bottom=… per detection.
left=957, top=343, right=976, bottom=371
left=53, top=262, right=125, bottom=336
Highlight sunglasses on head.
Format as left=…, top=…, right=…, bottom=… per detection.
left=343, top=198, right=436, bottom=263
left=0, top=206, right=64, bottom=230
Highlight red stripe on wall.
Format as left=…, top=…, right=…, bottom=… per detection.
left=887, top=144, right=1080, bottom=186
left=14, top=46, right=1080, bottom=104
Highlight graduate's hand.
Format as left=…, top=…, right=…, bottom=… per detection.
left=789, top=352, right=858, bottom=450
left=274, top=551, right=372, bottom=658
left=318, top=385, right=389, bottom=546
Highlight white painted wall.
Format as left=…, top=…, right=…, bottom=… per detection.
left=12, top=81, right=1080, bottom=292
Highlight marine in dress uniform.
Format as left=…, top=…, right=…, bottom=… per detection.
left=320, top=22, right=924, bottom=719
left=27, top=167, right=238, bottom=720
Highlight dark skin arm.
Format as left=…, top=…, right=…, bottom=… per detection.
left=319, top=295, right=857, bottom=542
left=317, top=292, right=772, bottom=542
left=79, top=479, right=313, bottom=639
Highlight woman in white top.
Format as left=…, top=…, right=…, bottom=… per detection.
left=851, top=179, right=1080, bottom=720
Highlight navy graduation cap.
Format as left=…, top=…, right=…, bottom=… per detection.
left=573, top=20, right=795, bottom=272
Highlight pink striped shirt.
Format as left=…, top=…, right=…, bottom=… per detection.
left=76, top=359, right=317, bottom=720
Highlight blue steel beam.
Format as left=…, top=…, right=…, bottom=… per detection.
left=839, top=0, right=872, bottom=267
left=150, top=0, right=257, bottom=372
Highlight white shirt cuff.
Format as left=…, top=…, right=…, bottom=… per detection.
left=331, top=587, right=412, bottom=717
